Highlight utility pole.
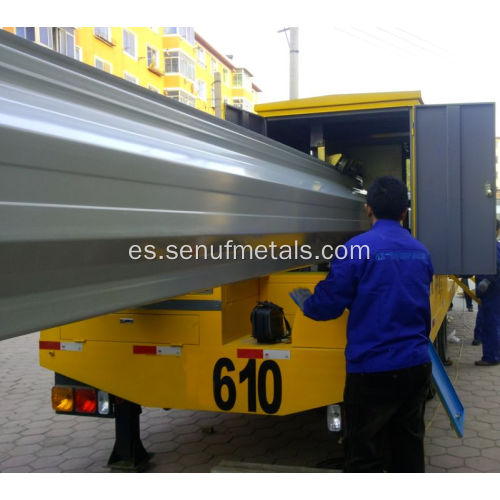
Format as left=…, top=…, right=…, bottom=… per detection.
left=278, top=27, right=299, bottom=100
left=213, top=71, right=222, bottom=118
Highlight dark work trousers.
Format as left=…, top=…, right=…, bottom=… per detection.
left=461, top=278, right=473, bottom=310
left=343, top=362, right=432, bottom=473
left=474, top=305, right=484, bottom=343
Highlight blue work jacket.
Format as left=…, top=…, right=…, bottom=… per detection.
left=303, top=219, right=434, bottom=373
left=476, top=241, right=500, bottom=307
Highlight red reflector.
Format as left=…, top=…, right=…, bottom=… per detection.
left=133, top=345, right=157, bottom=355
left=237, top=349, right=263, bottom=359
left=75, top=388, right=97, bottom=413
left=39, top=341, right=61, bottom=350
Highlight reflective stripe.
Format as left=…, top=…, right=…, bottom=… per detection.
left=39, top=341, right=83, bottom=351
left=237, top=349, right=263, bottom=359
left=157, top=346, right=181, bottom=356
left=133, top=345, right=156, bottom=355
left=237, top=348, right=290, bottom=360
left=39, top=341, right=61, bottom=350
left=263, top=350, right=290, bottom=360
left=60, top=342, right=83, bottom=352
left=133, top=345, right=182, bottom=356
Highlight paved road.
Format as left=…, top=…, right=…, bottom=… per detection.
left=1, top=296, right=500, bottom=473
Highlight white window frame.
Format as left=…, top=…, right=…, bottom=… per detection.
left=94, top=27, right=111, bottom=42
left=75, top=45, right=83, bottom=61
left=94, top=56, right=112, bottom=74
left=164, top=49, right=195, bottom=82
left=196, top=79, right=206, bottom=101
left=16, top=27, right=54, bottom=48
left=163, top=27, right=178, bottom=36
left=196, top=46, right=206, bottom=67
left=123, top=29, right=137, bottom=59
left=164, top=87, right=196, bottom=107
left=15, top=27, right=35, bottom=42
left=38, top=27, right=54, bottom=48
left=54, top=28, right=75, bottom=58
left=232, top=69, right=252, bottom=90
left=233, top=97, right=252, bottom=111
left=162, top=27, right=194, bottom=45
left=210, top=57, right=217, bottom=74
left=147, top=45, right=159, bottom=69
left=123, top=72, right=138, bottom=84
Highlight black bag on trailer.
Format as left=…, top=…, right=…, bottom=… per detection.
left=250, top=301, right=291, bottom=344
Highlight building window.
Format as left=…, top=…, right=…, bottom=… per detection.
left=162, top=27, right=194, bottom=45
left=15, top=27, right=35, bottom=42
left=15, top=27, right=77, bottom=58
left=223, top=68, right=229, bottom=85
left=39, top=27, right=54, bottom=48
left=210, top=57, right=217, bottom=74
left=233, top=72, right=242, bottom=87
left=75, top=45, right=83, bottom=61
left=147, top=45, right=159, bottom=69
left=164, top=50, right=195, bottom=81
left=164, top=88, right=196, bottom=107
left=94, top=27, right=111, bottom=42
left=124, top=72, right=138, bottom=84
left=196, top=80, right=206, bottom=101
left=15, top=27, right=53, bottom=48
left=197, top=46, right=206, bottom=67
left=148, top=84, right=160, bottom=93
left=95, top=56, right=112, bottom=74
left=123, top=29, right=137, bottom=58
left=233, top=97, right=251, bottom=111
left=232, top=69, right=252, bottom=90
left=54, top=28, right=75, bottom=58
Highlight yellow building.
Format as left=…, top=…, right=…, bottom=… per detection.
left=3, top=26, right=261, bottom=115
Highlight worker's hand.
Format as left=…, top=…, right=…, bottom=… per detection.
left=477, top=279, right=491, bottom=296
left=289, top=288, right=313, bottom=311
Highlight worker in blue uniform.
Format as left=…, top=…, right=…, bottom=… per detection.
left=291, top=176, right=433, bottom=473
left=474, top=219, right=500, bottom=366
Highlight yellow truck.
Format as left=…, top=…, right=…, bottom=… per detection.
left=0, top=30, right=495, bottom=470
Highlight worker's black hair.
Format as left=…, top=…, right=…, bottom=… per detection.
left=366, top=176, right=409, bottom=221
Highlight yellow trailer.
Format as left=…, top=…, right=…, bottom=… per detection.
left=39, top=89, right=492, bottom=469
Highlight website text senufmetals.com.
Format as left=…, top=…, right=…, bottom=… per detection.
left=128, top=241, right=370, bottom=262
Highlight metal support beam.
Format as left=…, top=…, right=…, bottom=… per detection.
left=0, top=30, right=367, bottom=340
left=108, top=399, right=150, bottom=471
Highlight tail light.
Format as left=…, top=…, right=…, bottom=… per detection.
left=75, top=388, right=97, bottom=413
left=52, top=386, right=74, bottom=412
left=51, top=383, right=113, bottom=417
left=97, top=390, right=110, bottom=415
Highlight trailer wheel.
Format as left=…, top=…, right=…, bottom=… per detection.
left=435, top=319, right=452, bottom=366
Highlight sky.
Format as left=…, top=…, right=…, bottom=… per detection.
left=198, top=24, right=499, bottom=130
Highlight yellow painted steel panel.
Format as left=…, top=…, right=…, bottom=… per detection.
left=255, top=91, right=423, bottom=118
left=60, top=312, right=201, bottom=345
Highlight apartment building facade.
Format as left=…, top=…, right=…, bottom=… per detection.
left=3, top=27, right=261, bottom=115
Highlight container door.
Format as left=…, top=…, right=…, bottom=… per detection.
left=414, top=103, right=496, bottom=275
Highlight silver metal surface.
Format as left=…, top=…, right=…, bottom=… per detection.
left=0, top=31, right=367, bottom=340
